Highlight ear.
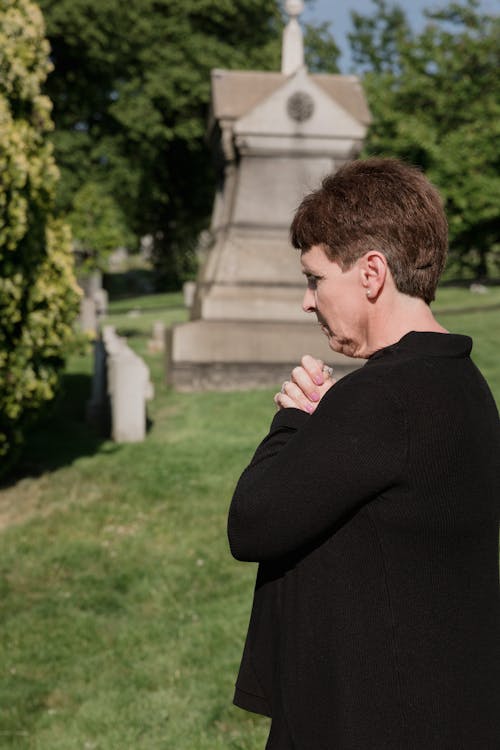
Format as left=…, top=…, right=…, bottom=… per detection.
left=358, top=251, right=388, bottom=300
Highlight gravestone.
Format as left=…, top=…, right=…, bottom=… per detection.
left=183, top=281, right=197, bottom=309
left=148, top=320, right=166, bottom=353
left=167, top=1, right=371, bottom=390
left=78, top=296, right=98, bottom=335
left=77, top=269, right=108, bottom=333
left=86, top=326, right=154, bottom=442
left=86, top=338, right=108, bottom=431
left=103, top=326, right=154, bottom=443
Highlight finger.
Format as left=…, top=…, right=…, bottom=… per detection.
left=274, top=392, right=299, bottom=411
left=301, top=354, right=325, bottom=386
left=318, top=377, right=336, bottom=396
left=282, top=380, right=316, bottom=413
left=291, top=365, right=321, bottom=403
left=278, top=393, right=314, bottom=413
left=316, top=368, right=336, bottom=397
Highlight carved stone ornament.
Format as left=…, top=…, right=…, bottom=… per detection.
left=286, top=91, right=314, bottom=122
left=285, top=0, right=304, bottom=17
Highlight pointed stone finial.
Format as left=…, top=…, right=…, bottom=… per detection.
left=282, top=0, right=305, bottom=76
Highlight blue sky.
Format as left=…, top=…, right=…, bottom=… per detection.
left=301, top=0, right=500, bottom=71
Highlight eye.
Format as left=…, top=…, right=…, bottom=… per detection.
left=305, top=274, right=319, bottom=290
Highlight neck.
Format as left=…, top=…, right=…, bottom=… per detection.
left=363, top=292, right=448, bottom=357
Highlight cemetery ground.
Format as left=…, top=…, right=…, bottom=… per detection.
left=0, top=286, right=499, bottom=749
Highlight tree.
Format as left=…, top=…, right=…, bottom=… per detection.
left=304, top=20, right=340, bottom=74
left=37, top=0, right=339, bottom=288
left=350, top=0, right=500, bottom=279
left=0, top=0, right=80, bottom=473
left=68, top=182, right=134, bottom=271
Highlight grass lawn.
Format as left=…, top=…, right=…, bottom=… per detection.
left=0, top=287, right=498, bottom=749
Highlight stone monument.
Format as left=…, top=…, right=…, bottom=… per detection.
left=166, top=0, right=371, bottom=390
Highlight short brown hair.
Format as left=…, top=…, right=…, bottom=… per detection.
left=290, top=158, right=448, bottom=304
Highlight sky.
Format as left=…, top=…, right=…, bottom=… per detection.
left=300, top=0, right=500, bottom=72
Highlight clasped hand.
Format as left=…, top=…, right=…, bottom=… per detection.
left=274, top=354, right=335, bottom=414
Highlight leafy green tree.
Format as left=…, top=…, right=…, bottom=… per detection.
left=0, top=0, right=80, bottom=473
left=37, top=0, right=339, bottom=288
left=38, top=0, right=278, bottom=287
left=350, top=0, right=500, bottom=279
left=304, top=20, right=340, bottom=74
left=68, top=182, right=134, bottom=270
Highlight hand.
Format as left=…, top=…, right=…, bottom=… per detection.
left=274, top=355, right=335, bottom=414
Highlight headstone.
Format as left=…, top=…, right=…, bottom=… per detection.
left=103, top=326, right=154, bottom=443
left=166, top=2, right=371, bottom=390
left=108, top=349, right=153, bottom=442
left=470, top=283, right=487, bottom=294
left=78, top=296, right=97, bottom=335
left=93, top=288, right=108, bottom=317
left=140, top=234, right=154, bottom=263
left=86, top=338, right=110, bottom=433
left=108, top=247, right=129, bottom=272
left=78, top=270, right=103, bottom=298
left=77, top=270, right=106, bottom=333
left=183, top=281, right=196, bottom=309
left=148, top=320, right=166, bottom=353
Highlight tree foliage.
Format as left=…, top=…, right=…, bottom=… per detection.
left=37, top=0, right=338, bottom=287
left=304, top=20, right=340, bottom=74
left=350, top=0, right=500, bottom=278
left=0, top=0, right=80, bottom=472
left=68, top=182, right=134, bottom=270
left=38, top=0, right=278, bottom=286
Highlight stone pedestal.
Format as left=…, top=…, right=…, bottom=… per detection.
left=167, top=319, right=362, bottom=391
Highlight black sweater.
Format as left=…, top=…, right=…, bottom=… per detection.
left=228, top=332, right=500, bottom=749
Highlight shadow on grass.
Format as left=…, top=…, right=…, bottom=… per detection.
left=2, top=373, right=117, bottom=488
left=103, top=268, right=156, bottom=298
left=110, top=327, right=150, bottom=338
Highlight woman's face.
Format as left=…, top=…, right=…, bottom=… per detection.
left=301, top=244, right=368, bottom=358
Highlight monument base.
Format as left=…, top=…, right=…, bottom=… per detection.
left=166, top=320, right=362, bottom=391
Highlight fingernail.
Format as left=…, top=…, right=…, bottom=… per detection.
left=310, top=391, right=320, bottom=402
left=305, top=403, right=314, bottom=414
left=313, top=375, right=323, bottom=385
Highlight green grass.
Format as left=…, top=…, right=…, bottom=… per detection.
left=434, top=284, right=500, bottom=312
left=432, top=287, right=500, bottom=400
left=0, top=287, right=498, bottom=749
left=106, top=291, right=185, bottom=315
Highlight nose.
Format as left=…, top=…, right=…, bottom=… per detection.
left=302, top=286, right=316, bottom=313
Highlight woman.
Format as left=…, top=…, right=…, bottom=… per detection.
left=227, top=158, right=500, bottom=749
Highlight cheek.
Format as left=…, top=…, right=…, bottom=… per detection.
left=318, top=286, right=338, bottom=311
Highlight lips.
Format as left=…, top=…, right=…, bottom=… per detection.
left=316, top=315, right=333, bottom=337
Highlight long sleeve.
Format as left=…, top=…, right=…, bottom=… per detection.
left=229, top=334, right=500, bottom=748
left=228, top=368, right=407, bottom=562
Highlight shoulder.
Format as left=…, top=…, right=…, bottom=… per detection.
left=321, top=357, right=406, bottom=407
left=309, top=360, right=407, bottom=441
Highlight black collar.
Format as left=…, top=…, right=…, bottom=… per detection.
left=369, top=331, right=472, bottom=361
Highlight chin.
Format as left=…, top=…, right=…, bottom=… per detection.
left=328, top=337, right=346, bottom=355
left=329, top=336, right=359, bottom=358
